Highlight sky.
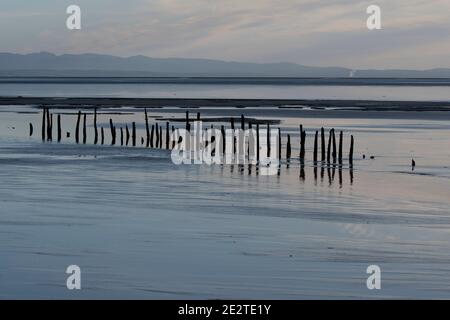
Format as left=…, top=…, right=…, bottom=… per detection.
left=0, top=0, right=449, bottom=69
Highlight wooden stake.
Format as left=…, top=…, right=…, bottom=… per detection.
left=166, top=122, right=170, bottom=149
left=29, top=123, right=34, bottom=137
left=75, top=111, right=81, bottom=144
left=83, top=113, right=87, bottom=144
left=57, top=114, right=62, bottom=142
left=132, top=122, right=136, bottom=147
left=145, top=108, right=150, bottom=147
left=338, top=131, right=343, bottom=165
left=349, top=135, right=354, bottom=167
left=41, top=107, right=46, bottom=141
left=313, top=130, right=318, bottom=163
left=150, top=124, right=154, bottom=148
left=101, top=127, right=104, bottom=145
left=94, top=108, right=98, bottom=144
left=256, top=123, right=260, bottom=163
left=126, top=125, right=130, bottom=146
left=110, top=119, right=116, bottom=145
left=321, top=127, right=325, bottom=161
left=286, top=134, right=291, bottom=160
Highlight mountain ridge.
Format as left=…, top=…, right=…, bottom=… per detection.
left=0, top=52, right=449, bottom=78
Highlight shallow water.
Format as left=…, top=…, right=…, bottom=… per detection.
left=1, top=105, right=450, bottom=299
left=1, top=82, right=450, bottom=101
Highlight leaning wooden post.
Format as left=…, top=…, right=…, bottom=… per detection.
left=286, top=134, right=291, bottom=160
left=101, top=127, right=104, bottom=145
left=165, top=122, right=170, bottom=149
left=41, top=107, right=46, bottom=141
left=109, top=119, right=116, bottom=145
left=29, top=123, right=34, bottom=137
left=150, top=124, right=154, bottom=148
left=321, top=127, right=325, bottom=162
left=75, top=110, right=81, bottom=144
left=82, top=113, right=87, bottom=144
left=145, top=108, right=150, bottom=147
left=313, top=130, right=318, bottom=163
left=57, top=114, right=62, bottom=142
left=349, top=135, right=354, bottom=167
left=256, top=123, right=260, bottom=163
left=132, top=122, right=136, bottom=147
left=94, top=108, right=98, bottom=145
left=338, top=131, right=343, bottom=165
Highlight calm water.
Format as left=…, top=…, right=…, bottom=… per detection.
left=1, top=105, right=450, bottom=298
left=0, top=82, right=450, bottom=101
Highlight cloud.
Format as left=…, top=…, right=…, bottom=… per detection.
left=2, top=0, right=449, bottom=68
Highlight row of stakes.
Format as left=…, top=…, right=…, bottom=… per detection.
left=32, top=107, right=355, bottom=167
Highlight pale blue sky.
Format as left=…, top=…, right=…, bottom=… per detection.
left=1, top=0, right=449, bottom=69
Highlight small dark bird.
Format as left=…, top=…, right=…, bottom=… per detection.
left=370, top=156, right=375, bottom=159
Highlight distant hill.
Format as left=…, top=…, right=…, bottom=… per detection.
left=0, top=52, right=449, bottom=78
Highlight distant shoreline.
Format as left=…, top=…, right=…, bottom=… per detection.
left=1, top=96, right=450, bottom=112
left=1, top=76, right=450, bottom=86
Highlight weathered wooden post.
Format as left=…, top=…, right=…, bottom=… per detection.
left=266, top=122, right=270, bottom=157
left=313, top=130, right=318, bottom=163
left=166, top=122, right=170, bottom=149
left=145, top=108, right=150, bottom=147
left=101, top=127, right=104, bottom=145
left=221, top=125, right=226, bottom=155
left=338, top=131, right=343, bottom=165
left=197, top=112, right=201, bottom=121
left=185, top=111, right=190, bottom=131
left=41, top=107, right=46, bottom=141
left=231, top=117, right=235, bottom=154
left=57, top=114, right=62, bottom=142
left=321, top=127, right=325, bottom=162
left=349, top=135, right=354, bottom=167
left=132, top=122, right=136, bottom=147
left=241, top=114, right=245, bottom=130
left=332, top=129, right=337, bottom=163
left=29, top=123, right=34, bottom=137
left=150, top=124, right=154, bottom=148
left=83, top=113, right=87, bottom=144
left=286, top=134, right=291, bottom=160
left=75, top=111, right=81, bottom=144
left=256, top=123, right=260, bottom=163
left=300, top=126, right=306, bottom=160
left=159, top=126, right=163, bottom=148
left=47, top=111, right=53, bottom=141
left=155, top=123, right=159, bottom=148
left=109, top=119, right=116, bottom=145
left=327, top=129, right=332, bottom=164
left=171, top=125, right=176, bottom=149
left=120, top=127, right=124, bottom=146
left=94, top=108, right=98, bottom=145
left=126, top=125, right=130, bottom=146
left=278, top=128, right=281, bottom=161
